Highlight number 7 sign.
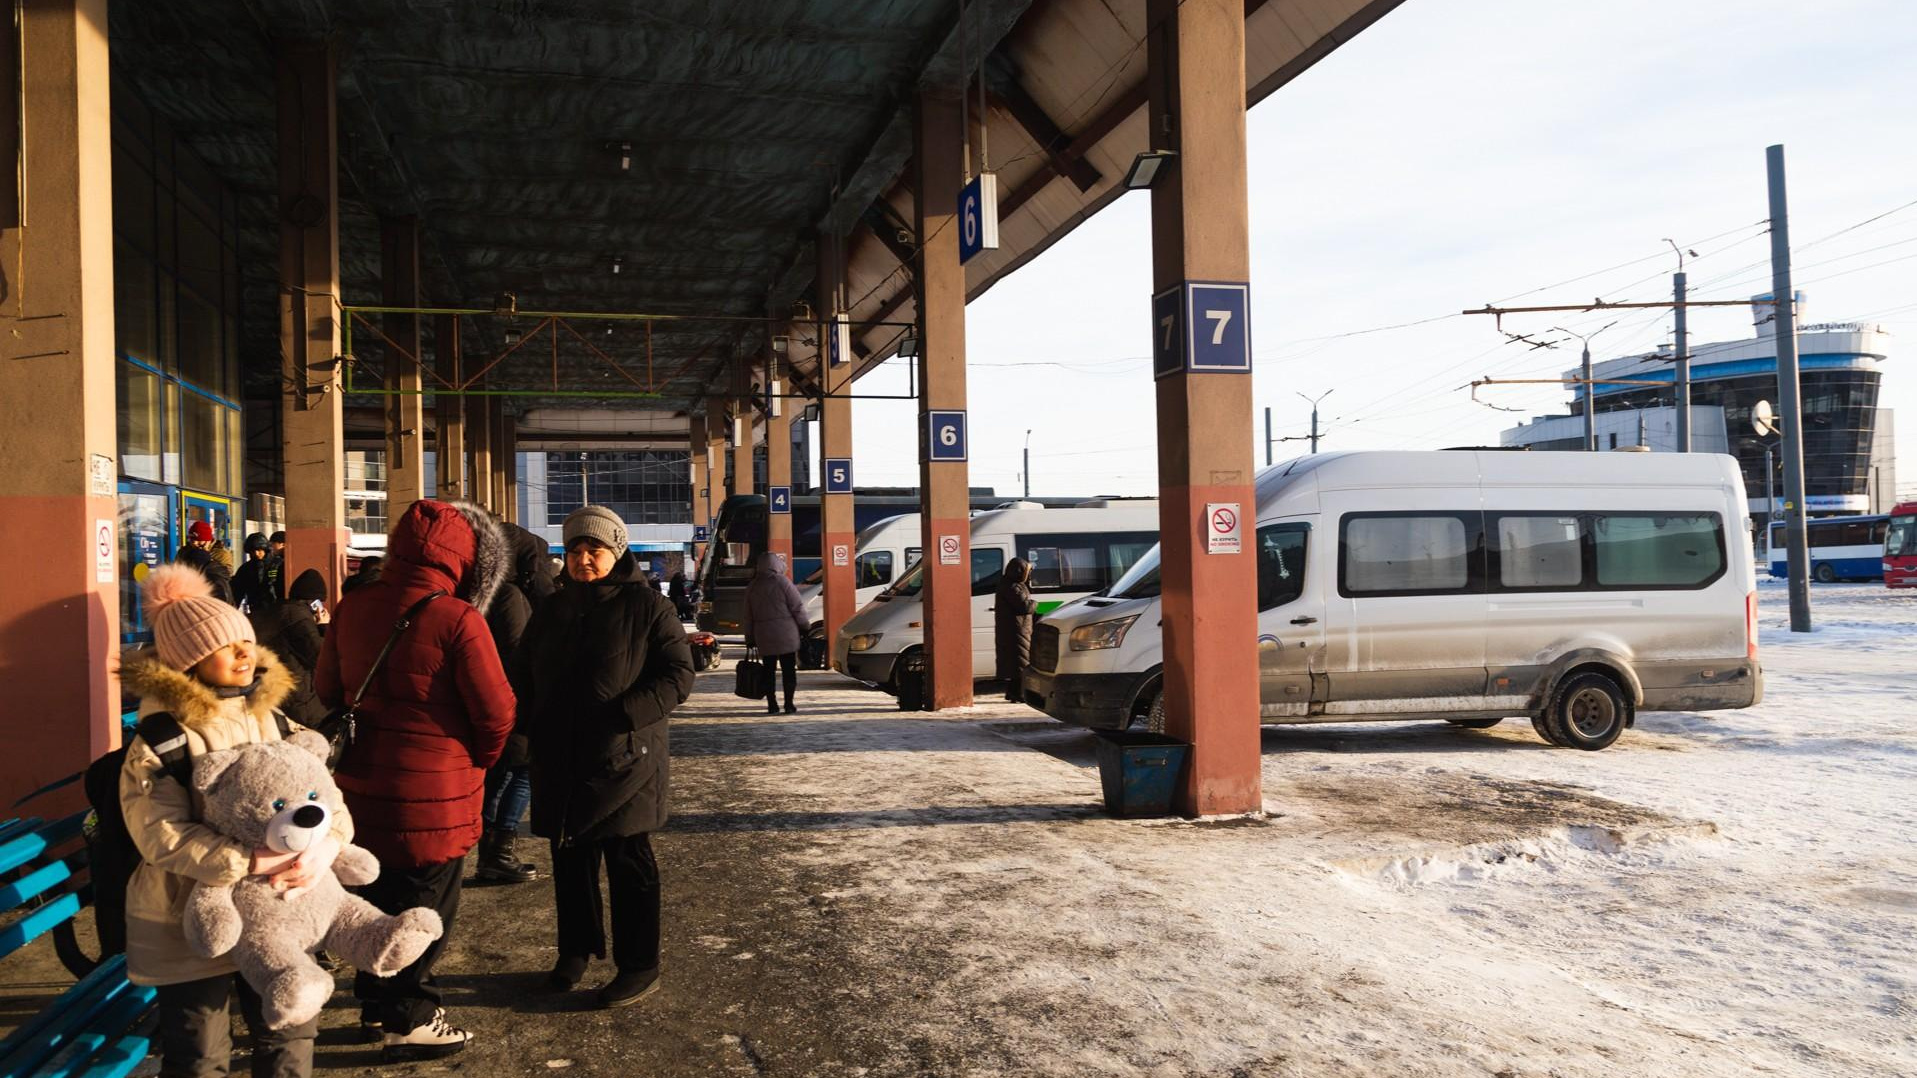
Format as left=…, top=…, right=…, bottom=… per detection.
left=1153, top=281, right=1252, bottom=379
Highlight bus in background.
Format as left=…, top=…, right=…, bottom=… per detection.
left=696, top=493, right=767, bottom=634
left=1767, top=514, right=1888, bottom=583
left=1886, top=503, right=1917, bottom=589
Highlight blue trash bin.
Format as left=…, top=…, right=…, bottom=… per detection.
left=1091, top=730, right=1191, bottom=818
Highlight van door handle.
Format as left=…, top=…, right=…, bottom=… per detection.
left=1289, top=616, right=1318, bottom=625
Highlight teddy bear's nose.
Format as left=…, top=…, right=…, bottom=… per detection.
left=291, top=804, right=325, bottom=828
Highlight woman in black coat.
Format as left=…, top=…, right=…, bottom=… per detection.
left=249, top=567, right=329, bottom=726
left=510, top=506, right=695, bottom=1009
left=994, top=557, right=1037, bottom=703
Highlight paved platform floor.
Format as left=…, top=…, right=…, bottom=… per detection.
left=7, top=591, right=1913, bottom=1077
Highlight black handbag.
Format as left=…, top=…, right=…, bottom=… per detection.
left=317, top=590, right=445, bottom=769
left=734, top=648, right=771, bottom=700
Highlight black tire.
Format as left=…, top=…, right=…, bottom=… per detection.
left=1145, top=688, right=1167, bottom=735
left=1446, top=718, right=1503, bottom=730
left=1542, top=671, right=1630, bottom=751
left=1531, top=714, right=1563, bottom=746
left=1813, top=562, right=1838, bottom=584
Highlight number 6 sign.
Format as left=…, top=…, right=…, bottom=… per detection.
left=1152, top=280, right=1252, bottom=379
left=925, top=410, right=967, bottom=462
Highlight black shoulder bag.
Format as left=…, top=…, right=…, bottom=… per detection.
left=318, top=590, right=445, bottom=769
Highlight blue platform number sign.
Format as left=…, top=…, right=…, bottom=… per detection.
left=828, top=313, right=850, bottom=367
left=824, top=457, right=854, bottom=494
left=1154, top=281, right=1252, bottom=379
left=1152, top=285, right=1183, bottom=380
left=693, top=525, right=709, bottom=542
left=769, top=485, right=792, bottom=514
left=925, top=410, right=967, bottom=462
left=957, top=173, right=1000, bottom=264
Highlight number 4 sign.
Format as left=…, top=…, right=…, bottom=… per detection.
left=1153, top=281, right=1252, bottom=379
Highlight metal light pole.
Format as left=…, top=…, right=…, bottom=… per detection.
left=1664, top=238, right=1696, bottom=451
left=1263, top=406, right=1273, bottom=467
left=1552, top=322, right=1618, bottom=451
left=1023, top=429, right=1032, bottom=498
left=1767, top=144, right=1812, bottom=632
left=1298, top=390, right=1333, bottom=454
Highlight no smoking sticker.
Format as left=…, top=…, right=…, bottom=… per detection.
left=938, top=534, right=962, bottom=565
left=1205, top=503, right=1241, bottom=554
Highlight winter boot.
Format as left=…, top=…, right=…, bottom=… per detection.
left=475, top=827, right=537, bottom=884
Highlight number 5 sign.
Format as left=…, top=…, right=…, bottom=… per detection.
left=823, top=458, right=853, bottom=494
left=925, top=410, right=967, bottom=462
left=1152, top=280, right=1252, bottom=379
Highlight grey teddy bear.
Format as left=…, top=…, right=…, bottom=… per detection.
left=182, top=730, right=443, bottom=1030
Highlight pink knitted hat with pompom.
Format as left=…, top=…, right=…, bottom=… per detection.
left=143, top=563, right=255, bottom=670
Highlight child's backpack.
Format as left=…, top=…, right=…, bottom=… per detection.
left=82, top=711, right=290, bottom=956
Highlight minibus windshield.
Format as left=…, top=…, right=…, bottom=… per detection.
left=1107, top=544, right=1162, bottom=599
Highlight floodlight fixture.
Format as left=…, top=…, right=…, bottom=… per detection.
left=1124, top=150, right=1177, bottom=190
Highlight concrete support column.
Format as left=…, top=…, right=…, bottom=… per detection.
left=433, top=315, right=464, bottom=500
left=766, top=374, right=794, bottom=577
left=497, top=407, right=516, bottom=523
left=913, top=92, right=972, bottom=710
left=689, top=415, right=709, bottom=561
left=704, top=396, right=728, bottom=508
left=0, top=0, right=119, bottom=807
left=276, top=39, right=349, bottom=600
left=817, top=237, right=856, bottom=652
left=381, top=216, right=424, bottom=523
left=467, top=389, right=494, bottom=512
left=1147, top=0, right=1262, bottom=816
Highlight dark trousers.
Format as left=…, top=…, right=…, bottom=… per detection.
left=764, top=651, right=797, bottom=709
left=551, top=832, right=659, bottom=973
left=155, top=974, right=316, bottom=1078
left=352, top=856, right=462, bottom=1033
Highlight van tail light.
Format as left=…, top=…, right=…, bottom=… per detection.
left=1746, top=591, right=1759, bottom=660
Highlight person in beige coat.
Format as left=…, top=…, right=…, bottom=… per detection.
left=118, top=564, right=352, bottom=1078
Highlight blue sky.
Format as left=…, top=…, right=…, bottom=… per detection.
left=842, top=0, right=1917, bottom=502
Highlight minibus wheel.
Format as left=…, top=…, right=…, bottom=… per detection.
left=1542, top=672, right=1630, bottom=750
left=1445, top=718, right=1502, bottom=730
left=1813, top=563, right=1838, bottom=583
left=1530, top=715, right=1563, bottom=746
left=1145, top=690, right=1167, bottom=735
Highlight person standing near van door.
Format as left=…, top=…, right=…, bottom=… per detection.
left=743, top=552, right=808, bottom=715
left=995, top=557, right=1037, bottom=703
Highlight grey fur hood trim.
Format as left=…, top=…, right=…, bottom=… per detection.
left=448, top=501, right=510, bottom=615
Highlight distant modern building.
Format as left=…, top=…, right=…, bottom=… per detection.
left=1502, top=294, right=1896, bottom=531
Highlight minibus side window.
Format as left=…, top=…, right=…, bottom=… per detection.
left=1495, top=515, right=1585, bottom=589
left=971, top=548, right=1006, bottom=595
left=904, top=547, right=923, bottom=569
left=1592, top=513, right=1724, bottom=588
left=856, top=550, right=894, bottom=587
left=1255, top=524, right=1309, bottom=610
left=1340, top=513, right=1479, bottom=597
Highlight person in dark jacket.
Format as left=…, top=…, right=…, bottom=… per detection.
left=742, top=552, right=808, bottom=715
left=666, top=571, right=691, bottom=621
left=174, top=522, right=236, bottom=607
left=232, top=533, right=273, bottom=613
left=994, top=557, right=1037, bottom=702
left=341, top=555, right=383, bottom=596
left=474, top=520, right=555, bottom=885
left=511, top=505, right=694, bottom=1009
left=314, top=500, right=516, bottom=1060
left=247, top=568, right=329, bottom=727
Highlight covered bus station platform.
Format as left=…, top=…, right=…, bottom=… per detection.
left=11, top=2, right=1911, bottom=1077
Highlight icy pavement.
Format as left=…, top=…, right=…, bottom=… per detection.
left=5, top=585, right=1911, bottom=1076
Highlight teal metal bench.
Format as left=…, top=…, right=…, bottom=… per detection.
left=0, top=810, right=156, bottom=1078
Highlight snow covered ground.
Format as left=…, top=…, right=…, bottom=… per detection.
left=669, top=581, right=1916, bottom=1077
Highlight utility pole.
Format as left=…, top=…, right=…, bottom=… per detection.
left=1263, top=407, right=1273, bottom=467
left=1767, top=144, right=1812, bottom=632
left=1549, top=323, right=1617, bottom=451
left=1023, top=429, right=1032, bottom=499
left=1665, top=238, right=1695, bottom=451
left=1298, top=390, right=1333, bottom=454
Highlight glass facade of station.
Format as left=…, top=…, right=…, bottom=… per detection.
left=542, top=451, right=692, bottom=526
left=111, top=80, right=246, bottom=643
left=1584, top=362, right=1882, bottom=511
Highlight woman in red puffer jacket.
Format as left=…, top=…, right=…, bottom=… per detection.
left=315, top=499, right=514, bottom=1061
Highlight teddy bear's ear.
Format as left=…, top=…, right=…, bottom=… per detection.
left=191, top=748, right=241, bottom=794
left=286, top=729, right=332, bottom=762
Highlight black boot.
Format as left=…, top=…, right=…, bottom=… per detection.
left=475, top=827, right=537, bottom=884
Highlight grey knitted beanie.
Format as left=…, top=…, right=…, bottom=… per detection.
left=562, top=505, right=629, bottom=552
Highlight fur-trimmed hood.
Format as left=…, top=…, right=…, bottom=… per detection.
left=119, top=645, right=296, bottom=730
left=382, top=499, right=508, bottom=614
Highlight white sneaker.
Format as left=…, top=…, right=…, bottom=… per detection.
left=381, top=1009, right=472, bottom=1062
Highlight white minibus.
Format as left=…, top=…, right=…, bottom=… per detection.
left=798, top=513, right=924, bottom=627
left=1024, top=451, right=1761, bottom=750
left=833, top=501, right=1158, bottom=691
